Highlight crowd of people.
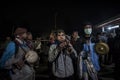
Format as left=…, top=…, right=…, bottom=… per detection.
left=0, top=23, right=120, bottom=80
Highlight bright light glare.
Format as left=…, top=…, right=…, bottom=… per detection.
left=107, top=25, right=119, bottom=30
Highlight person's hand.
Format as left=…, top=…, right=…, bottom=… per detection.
left=15, top=60, right=24, bottom=69
left=59, top=42, right=66, bottom=48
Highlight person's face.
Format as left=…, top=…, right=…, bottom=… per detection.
left=72, top=31, right=78, bottom=38
left=50, top=33, right=55, bottom=40
left=84, top=25, right=92, bottom=35
left=27, top=34, right=33, bottom=40
left=22, top=32, right=27, bottom=39
left=57, top=32, right=66, bottom=42
left=6, top=37, right=11, bottom=40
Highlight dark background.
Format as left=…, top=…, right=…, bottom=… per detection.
left=0, top=1, right=120, bottom=37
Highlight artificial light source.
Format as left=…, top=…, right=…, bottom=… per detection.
left=107, top=25, right=119, bottom=30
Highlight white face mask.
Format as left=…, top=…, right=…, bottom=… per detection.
left=84, top=28, right=92, bottom=35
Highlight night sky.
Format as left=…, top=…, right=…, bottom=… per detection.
left=0, top=1, right=120, bottom=37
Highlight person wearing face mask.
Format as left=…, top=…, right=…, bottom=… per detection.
left=77, top=22, right=100, bottom=80
left=84, top=26, right=92, bottom=35
left=83, top=23, right=96, bottom=43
